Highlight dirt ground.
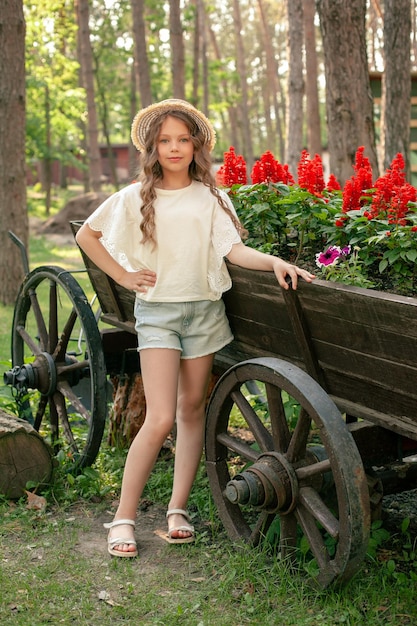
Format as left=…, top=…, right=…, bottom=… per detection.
left=75, top=501, right=186, bottom=570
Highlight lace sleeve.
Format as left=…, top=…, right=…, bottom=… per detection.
left=207, top=201, right=241, bottom=298
left=85, top=187, right=141, bottom=271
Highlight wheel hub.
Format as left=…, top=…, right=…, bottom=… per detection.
left=4, top=352, right=57, bottom=396
left=224, top=452, right=299, bottom=514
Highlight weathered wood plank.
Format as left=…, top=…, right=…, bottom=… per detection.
left=221, top=264, right=417, bottom=441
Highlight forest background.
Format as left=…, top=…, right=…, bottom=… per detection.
left=1, top=0, right=417, bottom=304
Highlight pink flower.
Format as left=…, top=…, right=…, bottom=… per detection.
left=316, top=246, right=342, bottom=267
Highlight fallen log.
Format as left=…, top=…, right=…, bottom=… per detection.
left=0, top=410, right=53, bottom=499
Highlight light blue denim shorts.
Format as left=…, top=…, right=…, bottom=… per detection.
left=134, top=298, right=234, bottom=359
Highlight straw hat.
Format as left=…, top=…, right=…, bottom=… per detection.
left=131, top=99, right=216, bottom=153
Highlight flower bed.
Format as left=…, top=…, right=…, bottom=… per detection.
left=217, top=147, right=417, bottom=296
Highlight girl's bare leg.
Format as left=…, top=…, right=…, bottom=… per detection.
left=108, top=348, right=181, bottom=553
left=167, top=353, right=214, bottom=539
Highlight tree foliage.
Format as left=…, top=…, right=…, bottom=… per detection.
left=21, top=1, right=417, bottom=183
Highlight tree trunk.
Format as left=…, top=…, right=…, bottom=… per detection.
left=131, top=0, right=152, bottom=108
left=191, top=0, right=200, bottom=105
left=257, top=0, right=284, bottom=159
left=201, top=3, right=209, bottom=115
left=0, top=411, right=53, bottom=499
left=129, top=63, right=139, bottom=178
left=317, top=0, right=378, bottom=184
left=381, top=0, right=411, bottom=175
left=170, top=0, right=185, bottom=99
left=76, top=0, right=102, bottom=192
left=95, top=56, right=119, bottom=190
left=232, top=0, right=254, bottom=171
left=285, top=0, right=304, bottom=177
left=303, top=0, right=322, bottom=156
left=44, top=83, right=52, bottom=215
left=0, top=0, right=28, bottom=305
left=207, top=22, right=239, bottom=151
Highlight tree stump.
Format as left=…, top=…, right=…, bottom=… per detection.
left=0, top=410, right=53, bottom=499
left=108, top=373, right=147, bottom=448
left=108, top=372, right=221, bottom=448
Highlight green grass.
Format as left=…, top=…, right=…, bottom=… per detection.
left=1, top=467, right=417, bottom=626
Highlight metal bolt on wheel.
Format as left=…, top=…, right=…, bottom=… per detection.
left=205, top=357, right=370, bottom=587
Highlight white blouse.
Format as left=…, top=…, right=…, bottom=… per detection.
left=86, top=180, right=241, bottom=302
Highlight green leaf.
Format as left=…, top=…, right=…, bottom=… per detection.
left=406, top=249, right=417, bottom=262
left=379, top=259, right=388, bottom=273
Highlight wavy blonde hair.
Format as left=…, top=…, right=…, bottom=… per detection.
left=136, top=110, right=246, bottom=246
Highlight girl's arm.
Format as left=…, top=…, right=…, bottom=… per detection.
left=76, top=223, right=156, bottom=293
left=226, top=242, right=315, bottom=290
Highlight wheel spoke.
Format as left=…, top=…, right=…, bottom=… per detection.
left=265, top=382, right=290, bottom=452
left=48, top=280, right=58, bottom=354
left=216, top=432, right=259, bottom=462
left=299, top=486, right=339, bottom=539
left=16, top=324, right=42, bottom=356
left=248, top=510, right=275, bottom=546
left=53, top=309, right=78, bottom=360
left=33, top=395, right=48, bottom=431
left=279, top=513, right=298, bottom=562
left=57, top=359, right=89, bottom=375
left=286, top=407, right=312, bottom=463
left=231, top=389, right=273, bottom=450
left=57, top=380, right=91, bottom=424
left=296, top=458, right=332, bottom=482
left=295, top=504, right=331, bottom=570
left=53, top=391, right=78, bottom=454
left=48, top=396, right=59, bottom=444
left=28, top=289, right=48, bottom=351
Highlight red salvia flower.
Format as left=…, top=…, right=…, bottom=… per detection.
left=217, top=147, right=247, bottom=186
left=297, top=150, right=325, bottom=195
left=341, top=147, right=373, bottom=213
left=251, top=151, right=295, bottom=185
left=280, top=163, right=295, bottom=185
left=368, top=153, right=416, bottom=224
left=326, top=173, right=341, bottom=192
left=251, top=150, right=276, bottom=183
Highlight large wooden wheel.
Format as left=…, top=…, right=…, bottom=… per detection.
left=5, top=266, right=107, bottom=471
left=205, top=357, right=370, bottom=587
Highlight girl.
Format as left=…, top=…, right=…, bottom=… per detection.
left=76, top=99, right=315, bottom=557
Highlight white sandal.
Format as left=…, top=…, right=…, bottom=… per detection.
left=103, top=518, right=138, bottom=557
left=166, top=509, right=195, bottom=544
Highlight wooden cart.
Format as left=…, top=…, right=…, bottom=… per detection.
left=4, top=222, right=417, bottom=587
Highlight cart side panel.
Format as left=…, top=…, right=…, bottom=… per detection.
left=222, top=265, right=417, bottom=440
left=293, top=280, right=417, bottom=430
left=222, top=264, right=303, bottom=365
